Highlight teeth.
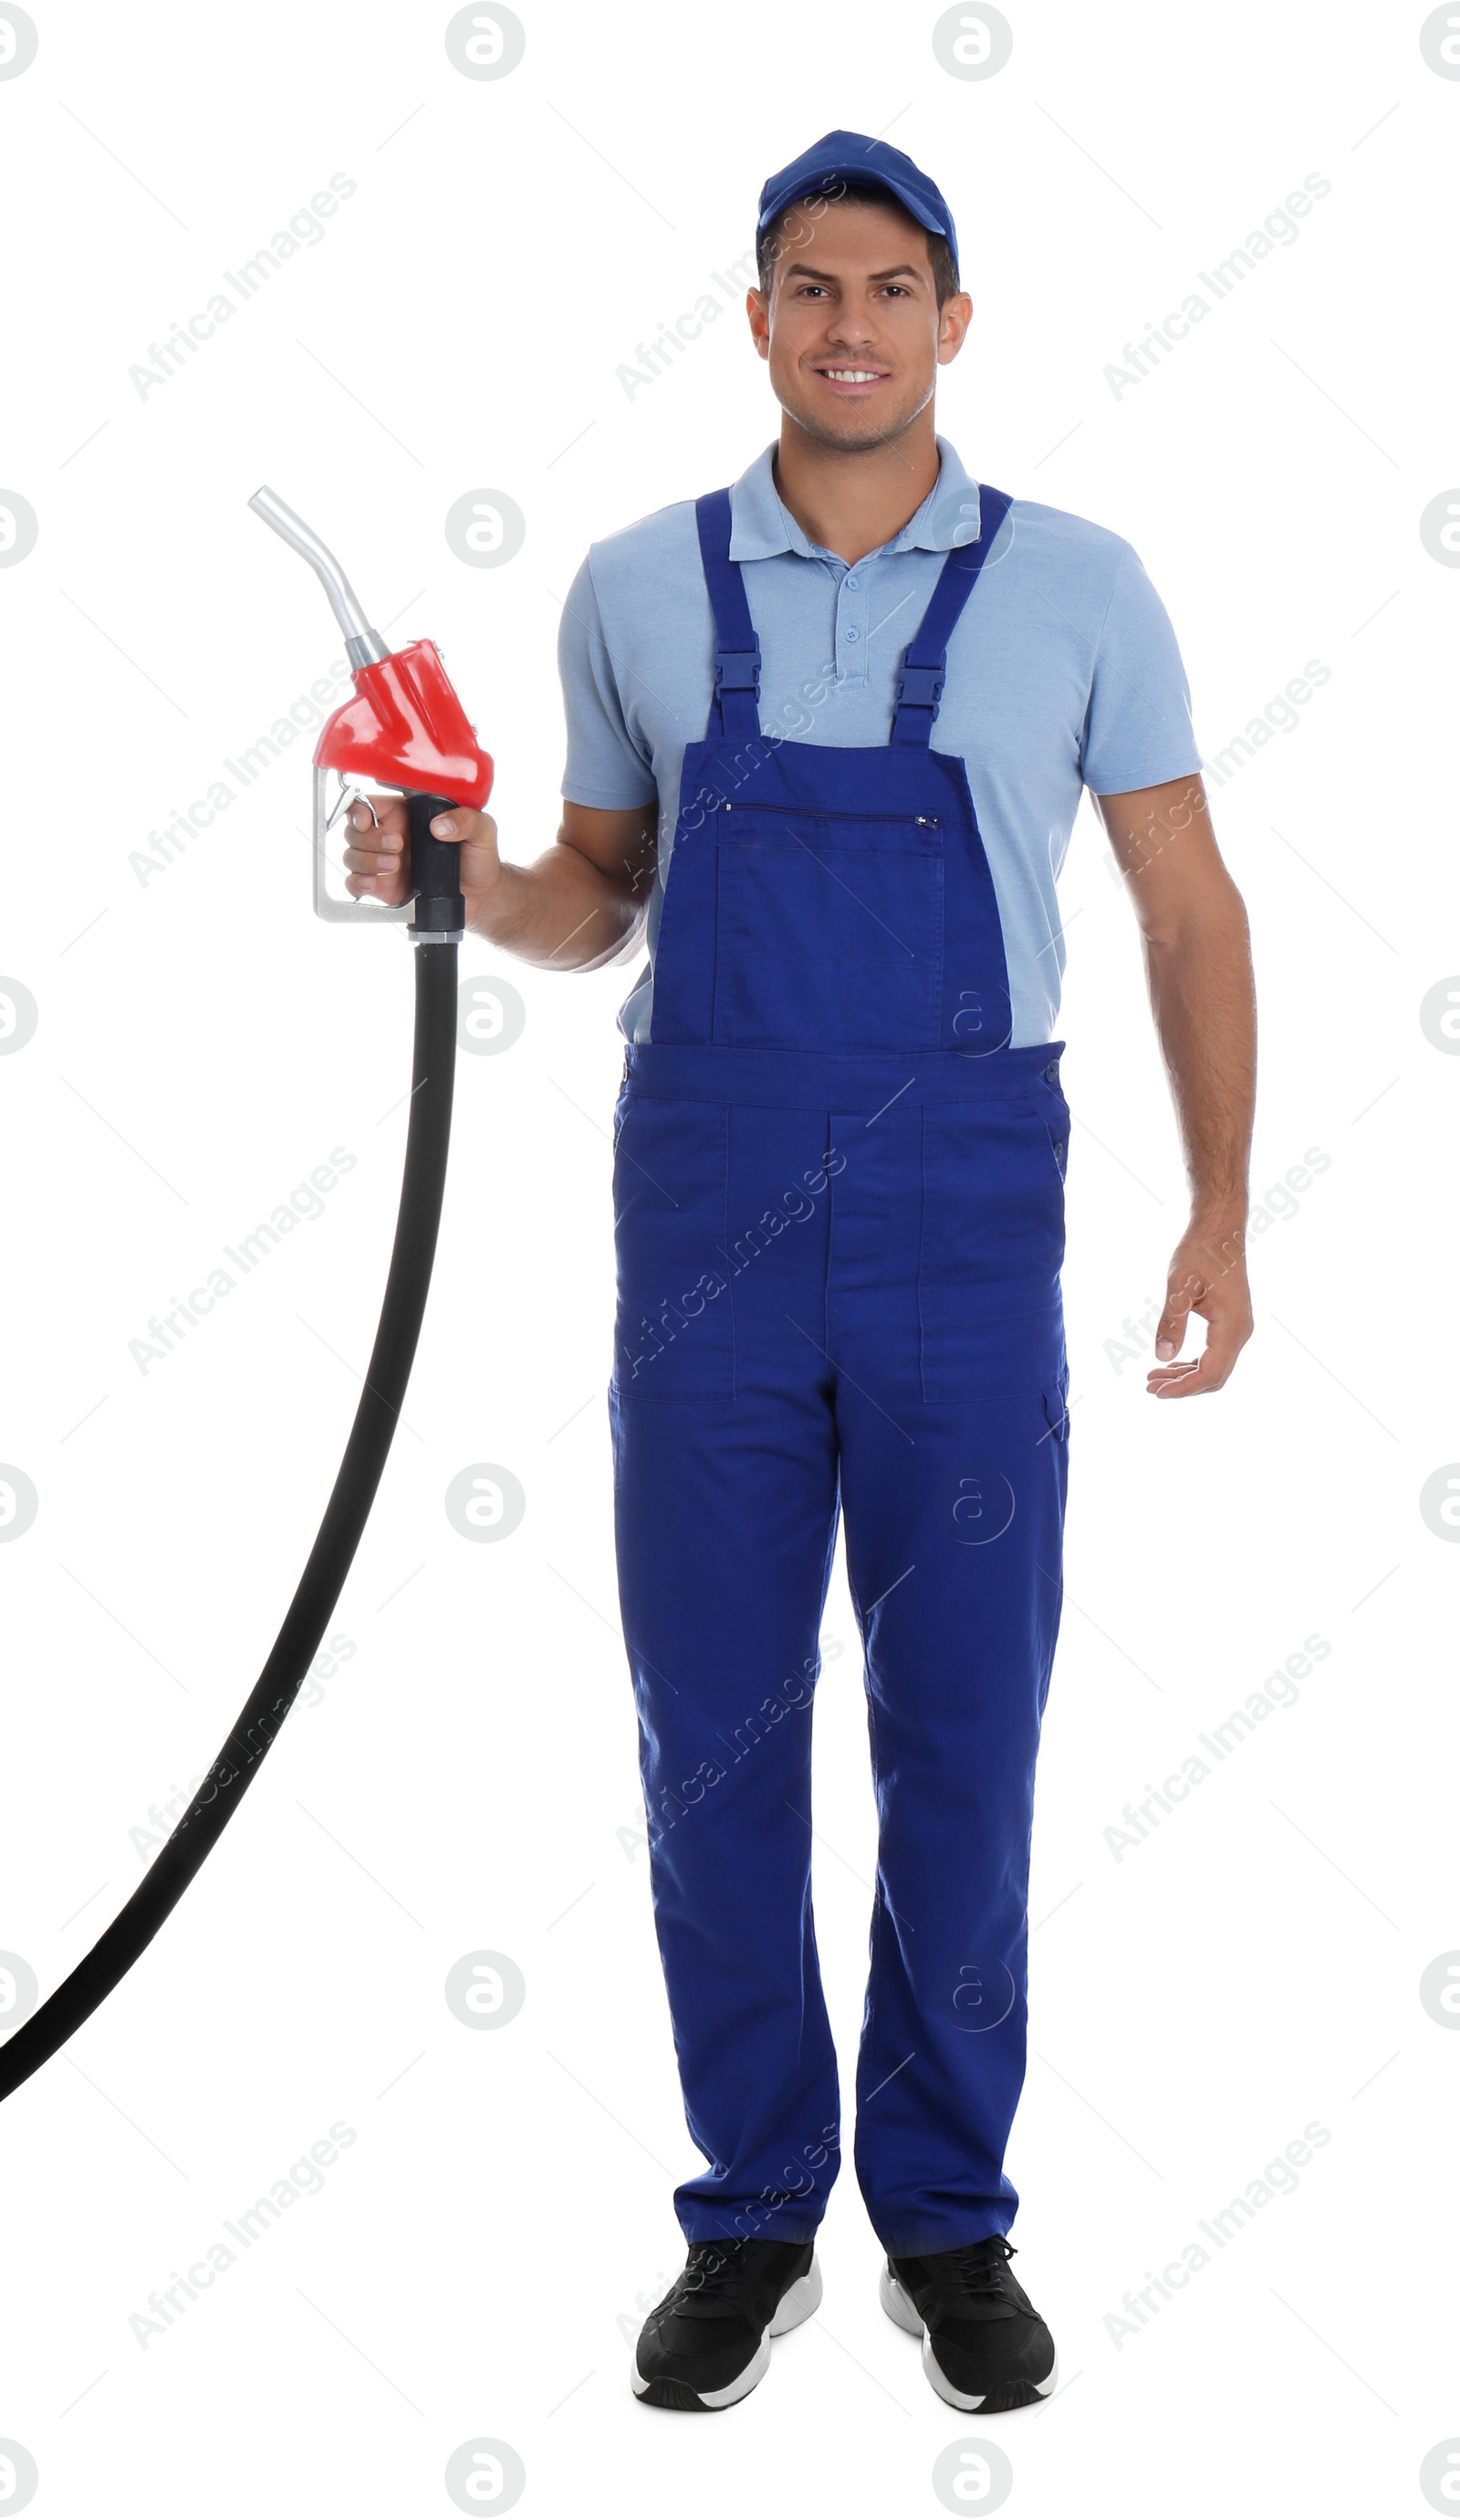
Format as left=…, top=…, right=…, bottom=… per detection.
left=823, top=369, right=881, bottom=382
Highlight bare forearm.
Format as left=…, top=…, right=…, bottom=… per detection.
left=1093, top=771, right=1256, bottom=1394
left=1142, top=883, right=1256, bottom=1225
left=465, top=840, right=645, bottom=973
left=346, top=793, right=654, bottom=973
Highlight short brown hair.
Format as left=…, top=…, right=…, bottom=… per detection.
left=756, top=182, right=959, bottom=308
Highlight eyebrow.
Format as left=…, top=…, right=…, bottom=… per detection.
left=779, top=261, right=927, bottom=285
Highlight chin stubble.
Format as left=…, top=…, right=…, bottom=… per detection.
left=779, top=377, right=935, bottom=457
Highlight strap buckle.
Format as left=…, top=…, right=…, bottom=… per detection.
left=714, top=644, right=761, bottom=692
left=896, top=661, right=945, bottom=713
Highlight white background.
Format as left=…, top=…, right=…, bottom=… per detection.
left=1, top=3, right=1456, bottom=2514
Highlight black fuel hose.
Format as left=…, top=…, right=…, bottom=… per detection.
left=0, top=932, right=458, bottom=2102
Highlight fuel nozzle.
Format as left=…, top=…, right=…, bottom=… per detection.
left=248, top=486, right=391, bottom=669
left=248, top=485, right=494, bottom=939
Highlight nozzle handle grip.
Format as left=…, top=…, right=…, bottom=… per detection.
left=408, top=793, right=466, bottom=938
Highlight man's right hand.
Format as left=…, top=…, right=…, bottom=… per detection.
left=343, top=794, right=502, bottom=911
left=342, top=793, right=655, bottom=970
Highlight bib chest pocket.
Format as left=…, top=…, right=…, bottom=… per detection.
left=712, top=806, right=945, bottom=1052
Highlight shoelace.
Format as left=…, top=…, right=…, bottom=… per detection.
left=652, top=2238, right=767, bottom=2325
left=925, top=2236, right=1019, bottom=2308
left=680, top=2238, right=751, bottom=2296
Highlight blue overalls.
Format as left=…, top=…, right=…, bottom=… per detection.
left=610, top=484, right=1071, bottom=2260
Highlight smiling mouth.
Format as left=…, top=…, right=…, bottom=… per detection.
left=816, top=366, right=889, bottom=387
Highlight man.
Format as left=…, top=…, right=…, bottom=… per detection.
left=346, top=131, right=1256, bottom=2415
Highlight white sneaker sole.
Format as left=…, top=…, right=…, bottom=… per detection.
left=880, top=2263, right=1058, bottom=2412
left=631, top=2254, right=823, bottom=2410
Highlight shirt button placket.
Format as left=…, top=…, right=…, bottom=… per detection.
left=836, top=562, right=871, bottom=687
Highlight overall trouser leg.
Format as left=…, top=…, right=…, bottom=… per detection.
left=819, top=1088, right=1069, bottom=2255
left=611, top=1099, right=847, bottom=2243
left=838, top=1374, right=1069, bottom=2256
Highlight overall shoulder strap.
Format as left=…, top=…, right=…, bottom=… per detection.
left=891, top=486, right=1014, bottom=747
left=694, top=488, right=761, bottom=739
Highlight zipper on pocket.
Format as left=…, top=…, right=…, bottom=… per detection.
left=720, top=801, right=939, bottom=827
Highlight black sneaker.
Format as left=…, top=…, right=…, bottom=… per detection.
left=881, top=2234, right=1057, bottom=2411
left=631, top=2236, right=822, bottom=2411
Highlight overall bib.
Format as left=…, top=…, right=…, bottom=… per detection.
left=610, top=485, right=1071, bottom=2259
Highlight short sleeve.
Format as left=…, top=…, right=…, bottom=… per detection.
left=1079, top=545, right=1202, bottom=797
left=558, top=552, right=659, bottom=809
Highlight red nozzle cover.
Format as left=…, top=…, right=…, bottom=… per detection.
left=314, top=640, right=494, bottom=807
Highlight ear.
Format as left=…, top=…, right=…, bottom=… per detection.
left=936, top=291, right=973, bottom=366
left=746, top=286, right=771, bottom=362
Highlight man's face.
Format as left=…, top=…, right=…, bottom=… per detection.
left=748, top=194, right=971, bottom=453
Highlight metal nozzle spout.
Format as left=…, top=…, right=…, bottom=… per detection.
left=247, top=485, right=391, bottom=668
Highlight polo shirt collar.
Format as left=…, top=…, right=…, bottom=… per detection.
left=727, top=435, right=982, bottom=562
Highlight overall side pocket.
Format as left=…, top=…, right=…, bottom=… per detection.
left=611, top=1097, right=735, bottom=1401
left=918, top=1100, right=1067, bottom=1401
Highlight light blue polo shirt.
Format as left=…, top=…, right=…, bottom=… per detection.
left=558, top=436, right=1201, bottom=1047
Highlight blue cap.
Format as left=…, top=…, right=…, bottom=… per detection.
left=757, top=129, right=959, bottom=285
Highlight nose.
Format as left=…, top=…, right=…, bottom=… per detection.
left=824, top=306, right=880, bottom=349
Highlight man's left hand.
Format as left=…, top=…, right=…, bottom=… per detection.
left=1148, top=1214, right=1253, bottom=1398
